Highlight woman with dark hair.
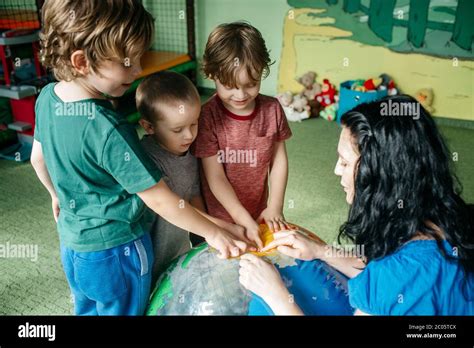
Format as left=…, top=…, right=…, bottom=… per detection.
left=239, top=95, right=474, bottom=315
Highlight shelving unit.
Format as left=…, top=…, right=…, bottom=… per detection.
left=0, top=0, right=46, bottom=161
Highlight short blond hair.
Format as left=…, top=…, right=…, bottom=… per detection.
left=39, top=0, right=154, bottom=81
left=202, top=22, right=272, bottom=88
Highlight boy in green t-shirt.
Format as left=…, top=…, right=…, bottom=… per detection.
left=30, top=0, right=247, bottom=315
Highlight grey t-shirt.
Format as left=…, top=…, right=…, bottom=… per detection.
left=140, top=135, right=201, bottom=282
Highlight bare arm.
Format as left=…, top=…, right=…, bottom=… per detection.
left=189, top=195, right=253, bottom=248
left=30, top=139, right=57, bottom=198
left=137, top=180, right=246, bottom=258
left=31, top=140, right=60, bottom=222
left=265, top=287, right=304, bottom=315
left=318, top=245, right=366, bottom=279
left=267, top=141, right=288, bottom=212
left=269, top=304, right=368, bottom=316
left=289, top=224, right=366, bottom=279
left=189, top=195, right=230, bottom=229
left=262, top=287, right=368, bottom=316
left=258, top=141, right=290, bottom=232
left=201, top=155, right=263, bottom=249
left=201, top=155, right=253, bottom=223
left=263, top=226, right=365, bottom=279
left=354, top=309, right=370, bottom=315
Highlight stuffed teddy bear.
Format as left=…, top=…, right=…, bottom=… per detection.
left=291, top=95, right=311, bottom=113
left=276, top=91, right=310, bottom=122
left=415, top=88, right=435, bottom=113
left=316, top=79, right=337, bottom=108
left=297, top=71, right=321, bottom=100
left=308, top=99, right=323, bottom=118
left=276, top=91, right=293, bottom=108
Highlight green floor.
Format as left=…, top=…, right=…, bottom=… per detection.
left=1, top=118, right=473, bottom=314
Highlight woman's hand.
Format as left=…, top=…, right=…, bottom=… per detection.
left=239, top=253, right=304, bottom=315
left=262, top=229, right=327, bottom=261
left=239, top=253, right=288, bottom=302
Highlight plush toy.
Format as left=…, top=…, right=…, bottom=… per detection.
left=363, top=78, right=382, bottom=91
left=349, top=75, right=399, bottom=95
left=276, top=91, right=310, bottom=122
left=297, top=71, right=321, bottom=100
left=319, top=102, right=338, bottom=121
left=291, top=95, right=311, bottom=113
left=315, top=79, right=337, bottom=107
left=308, top=99, right=323, bottom=118
left=379, top=73, right=398, bottom=95
left=350, top=79, right=366, bottom=92
left=415, top=88, right=435, bottom=113
left=276, top=91, right=293, bottom=108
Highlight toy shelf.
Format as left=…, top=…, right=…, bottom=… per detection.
left=0, top=85, right=36, bottom=99
left=124, top=51, right=195, bottom=96
left=0, top=30, right=39, bottom=45
left=0, top=7, right=41, bottom=30
left=125, top=56, right=197, bottom=124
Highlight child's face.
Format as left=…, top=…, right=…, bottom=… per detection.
left=141, top=100, right=201, bottom=156
left=214, top=68, right=261, bottom=114
left=87, top=59, right=142, bottom=97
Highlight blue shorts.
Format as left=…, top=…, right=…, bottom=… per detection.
left=248, top=259, right=355, bottom=315
left=60, top=233, right=154, bottom=315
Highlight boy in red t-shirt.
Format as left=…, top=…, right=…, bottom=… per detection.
left=192, top=22, right=292, bottom=250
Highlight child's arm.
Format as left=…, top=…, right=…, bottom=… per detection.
left=30, top=139, right=60, bottom=222
left=137, top=180, right=247, bottom=258
left=201, top=155, right=263, bottom=249
left=189, top=195, right=255, bottom=249
left=257, top=141, right=289, bottom=232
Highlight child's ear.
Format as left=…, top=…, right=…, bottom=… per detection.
left=70, top=50, right=89, bottom=76
left=139, top=119, right=155, bottom=134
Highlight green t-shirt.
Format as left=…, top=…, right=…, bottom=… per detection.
left=34, top=83, right=162, bottom=252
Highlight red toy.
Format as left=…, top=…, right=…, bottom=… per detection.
left=363, top=77, right=382, bottom=91
left=315, top=79, right=337, bottom=108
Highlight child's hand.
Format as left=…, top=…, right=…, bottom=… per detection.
left=240, top=218, right=264, bottom=250
left=219, top=221, right=257, bottom=252
left=51, top=196, right=60, bottom=223
left=206, top=229, right=247, bottom=259
left=257, top=206, right=289, bottom=233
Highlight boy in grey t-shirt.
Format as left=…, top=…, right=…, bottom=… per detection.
left=137, top=71, right=253, bottom=283
left=140, top=135, right=200, bottom=280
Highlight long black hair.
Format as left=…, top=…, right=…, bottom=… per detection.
left=339, top=95, right=474, bottom=273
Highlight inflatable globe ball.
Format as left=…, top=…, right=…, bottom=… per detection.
left=146, top=224, right=353, bottom=315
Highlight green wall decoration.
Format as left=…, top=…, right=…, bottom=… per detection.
left=407, top=0, right=429, bottom=48
left=452, top=0, right=474, bottom=51
left=288, top=0, right=473, bottom=59
left=368, top=0, right=397, bottom=42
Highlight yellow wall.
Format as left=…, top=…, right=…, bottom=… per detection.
left=278, top=9, right=474, bottom=121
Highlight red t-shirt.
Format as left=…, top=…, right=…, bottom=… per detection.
left=192, top=94, right=292, bottom=223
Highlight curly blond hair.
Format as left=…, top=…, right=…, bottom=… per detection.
left=39, top=0, right=154, bottom=81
